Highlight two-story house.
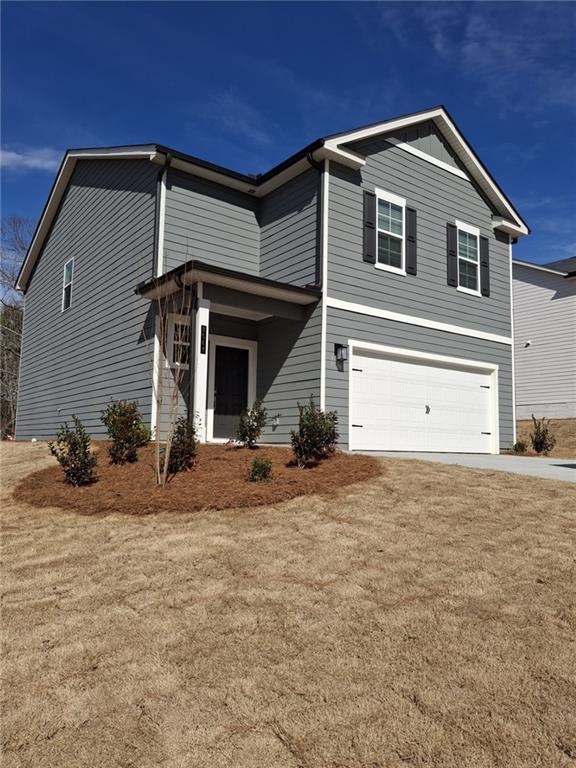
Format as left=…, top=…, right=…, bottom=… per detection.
left=15, top=106, right=528, bottom=453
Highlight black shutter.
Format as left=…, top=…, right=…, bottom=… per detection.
left=405, top=207, right=417, bottom=275
left=480, top=236, right=490, bottom=297
left=363, top=191, right=376, bottom=264
left=447, top=223, right=458, bottom=286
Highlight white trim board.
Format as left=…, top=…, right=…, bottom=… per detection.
left=327, top=296, right=512, bottom=346
left=206, top=335, right=257, bottom=443
left=384, top=136, right=470, bottom=180
left=509, top=238, right=517, bottom=443
left=319, top=160, right=330, bottom=410
left=324, top=107, right=528, bottom=237
left=347, top=339, right=500, bottom=455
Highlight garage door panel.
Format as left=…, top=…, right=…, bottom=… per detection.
left=350, top=350, right=494, bottom=453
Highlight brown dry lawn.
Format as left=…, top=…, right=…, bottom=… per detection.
left=2, top=442, right=576, bottom=768
left=516, top=418, right=576, bottom=458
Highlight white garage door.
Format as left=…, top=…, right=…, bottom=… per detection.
left=350, top=349, right=495, bottom=453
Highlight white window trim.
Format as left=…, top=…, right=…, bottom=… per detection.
left=206, top=335, right=258, bottom=443
left=374, top=187, right=407, bottom=276
left=455, top=220, right=481, bottom=297
left=166, top=313, right=191, bottom=370
left=61, top=258, right=74, bottom=312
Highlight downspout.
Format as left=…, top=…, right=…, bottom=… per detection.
left=306, top=151, right=325, bottom=289
left=152, top=152, right=172, bottom=277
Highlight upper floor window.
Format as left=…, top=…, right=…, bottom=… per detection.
left=61, top=258, right=74, bottom=311
left=456, top=221, right=480, bottom=296
left=376, top=189, right=406, bottom=275
left=166, top=314, right=190, bottom=369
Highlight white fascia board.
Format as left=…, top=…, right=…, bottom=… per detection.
left=492, top=217, right=529, bottom=238
left=16, top=148, right=160, bottom=292
left=512, top=260, right=568, bottom=276
left=324, top=107, right=528, bottom=238
left=312, top=145, right=365, bottom=169
left=323, top=107, right=446, bottom=149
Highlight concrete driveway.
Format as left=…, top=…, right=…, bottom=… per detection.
left=365, top=452, right=576, bottom=483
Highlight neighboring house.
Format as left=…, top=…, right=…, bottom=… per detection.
left=15, top=106, right=529, bottom=453
left=513, top=257, right=576, bottom=419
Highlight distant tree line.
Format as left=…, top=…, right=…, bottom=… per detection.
left=1, top=215, right=33, bottom=437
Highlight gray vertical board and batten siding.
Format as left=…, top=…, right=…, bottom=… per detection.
left=16, top=159, right=158, bottom=439
left=325, top=131, right=515, bottom=449
left=259, top=168, right=320, bottom=287
left=163, top=169, right=259, bottom=274
left=390, top=120, right=464, bottom=171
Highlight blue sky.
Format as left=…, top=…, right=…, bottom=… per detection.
left=1, top=1, right=575, bottom=263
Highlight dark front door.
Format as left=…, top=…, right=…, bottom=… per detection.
left=213, top=345, right=249, bottom=439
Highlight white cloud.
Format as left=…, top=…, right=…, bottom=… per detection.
left=1, top=146, right=61, bottom=171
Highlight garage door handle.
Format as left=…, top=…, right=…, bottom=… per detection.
left=352, top=424, right=363, bottom=428
left=481, top=432, right=491, bottom=435
left=425, top=405, right=430, bottom=414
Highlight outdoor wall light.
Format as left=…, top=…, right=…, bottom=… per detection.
left=334, top=343, right=348, bottom=363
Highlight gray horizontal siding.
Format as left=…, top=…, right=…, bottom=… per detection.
left=16, top=159, right=158, bottom=440
left=513, top=264, right=576, bottom=419
left=257, top=302, right=322, bottom=443
left=326, top=306, right=514, bottom=450
left=259, top=168, right=319, bottom=287
left=163, top=169, right=259, bottom=275
left=328, top=138, right=512, bottom=337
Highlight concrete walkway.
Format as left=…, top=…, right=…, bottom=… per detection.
left=364, top=452, right=576, bottom=483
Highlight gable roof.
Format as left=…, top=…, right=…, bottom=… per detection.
left=16, top=106, right=528, bottom=292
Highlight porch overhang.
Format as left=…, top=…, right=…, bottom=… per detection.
left=135, top=259, right=322, bottom=306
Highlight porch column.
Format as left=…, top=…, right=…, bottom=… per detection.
left=192, top=296, right=210, bottom=442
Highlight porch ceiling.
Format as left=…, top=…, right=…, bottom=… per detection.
left=135, top=259, right=321, bottom=306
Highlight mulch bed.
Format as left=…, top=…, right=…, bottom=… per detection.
left=14, top=443, right=382, bottom=515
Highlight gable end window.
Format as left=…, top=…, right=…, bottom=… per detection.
left=375, top=189, right=406, bottom=275
left=61, top=258, right=74, bottom=311
left=166, top=314, right=191, bottom=369
left=455, top=221, right=481, bottom=296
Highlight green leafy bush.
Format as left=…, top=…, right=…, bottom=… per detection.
left=248, top=456, right=272, bottom=482
left=49, top=416, right=97, bottom=486
left=530, top=415, right=556, bottom=455
left=290, top=398, right=338, bottom=468
left=512, top=440, right=528, bottom=454
left=166, top=416, right=197, bottom=475
left=101, top=400, right=150, bottom=464
left=237, top=399, right=268, bottom=448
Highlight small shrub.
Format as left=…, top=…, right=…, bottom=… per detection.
left=291, top=398, right=339, bottom=468
left=530, top=415, right=556, bottom=455
left=248, top=457, right=273, bottom=482
left=101, top=400, right=150, bottom=464
left=166, top=416, right=197, bottom=475
left=237, top=399, right=268, bottom=448
left=49, top=416, right=97, bottom=486
left=512, top=440, right=528, bottom=454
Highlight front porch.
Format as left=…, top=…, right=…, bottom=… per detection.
left=136, top=260, right=322, bottom=443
